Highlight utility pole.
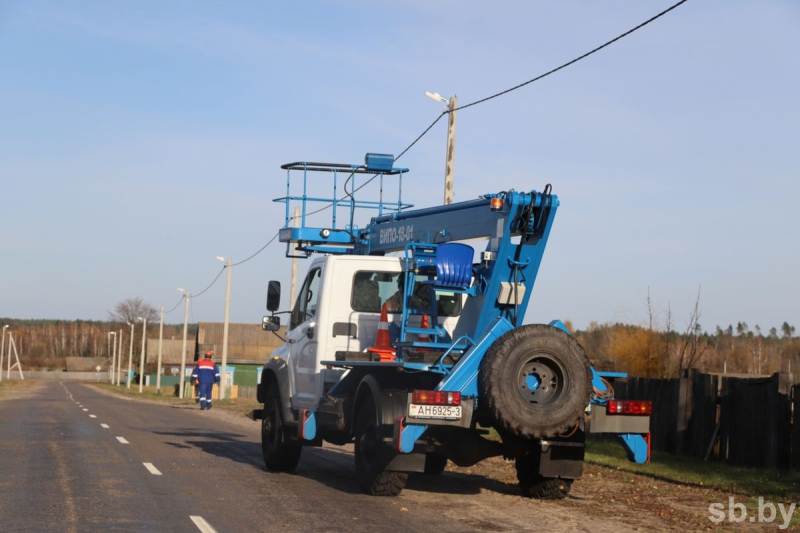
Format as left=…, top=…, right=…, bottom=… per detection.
left=6, top=329, right=11, bottom=379
left=108, top=332, right=117, bottom=384
left=117, top=329, right=123, bottom=385
left=219, top=257, right=233, bottom=400
left=178, top=290, right=190, bottom=399
left=127, top=321, right=135, bottom=388
left=425, top=91, right=457, bottom=204
left=8, top=334, right=23, bottom=380
left=290, top=206, right=300, bottom=310
left=156, top=306, right=164, bottom=394
left=443, top=95, right=457, bottom=205
left=138, top=318, right=147, bottom=393
left=0, top=325, right=8, bottom=383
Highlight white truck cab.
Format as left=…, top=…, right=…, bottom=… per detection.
left=272, top=255, right=462, bottom=412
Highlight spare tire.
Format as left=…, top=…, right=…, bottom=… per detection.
left=479, top=324, right=591, bottom=439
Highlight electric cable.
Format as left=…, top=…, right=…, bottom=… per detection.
left=163, top=294, right=185, bottom=314
left=231, top=232, right=281, bottom=267
left=454, top=0, right=689, bottom=112
left=395, top=0, right=689, bottom=157
left=191, top=266, right=226, bottom=298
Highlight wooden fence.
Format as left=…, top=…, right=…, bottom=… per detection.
left=611, top=371, right=798, bottom=470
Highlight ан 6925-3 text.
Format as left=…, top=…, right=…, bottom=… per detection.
left=408, top=404, right=462, bottom=420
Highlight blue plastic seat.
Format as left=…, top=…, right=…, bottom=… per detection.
left=434, top=243, right=473, bottom=288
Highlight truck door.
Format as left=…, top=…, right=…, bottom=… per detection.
left=286, top=266, right=322, bottom=409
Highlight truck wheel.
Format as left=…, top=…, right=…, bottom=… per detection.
left=354, top=400, right=407, bottom=495
left=261, top=385, right=302, bottom=472
left=515, top=454, right=572, bottom=499
left=479, top=324, right=591, bottom=439
left=423, top=453, right=448, bottom=475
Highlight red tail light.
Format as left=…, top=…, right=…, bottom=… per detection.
left=411, top=390, right=461, bottom=406
left=606, top=400, right=652, bottom=415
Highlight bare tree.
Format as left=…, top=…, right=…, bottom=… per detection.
left=675, top=286, right=708, bottom=376
left=108, top=297, right=159, bottom=324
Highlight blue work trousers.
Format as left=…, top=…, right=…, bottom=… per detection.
left=198, top=382, right=214, bottom=409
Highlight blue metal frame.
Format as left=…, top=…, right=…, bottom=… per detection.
left=274, top=160, right=412, bottom=256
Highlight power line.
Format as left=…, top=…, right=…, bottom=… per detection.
left=192, top=266, right=226, bottom=298
left=395, top=112, right=447, bottom=161
left=231, top=232, right=281, bottom=267
left=394, top=0, right=689, bottom=157
left=163, top=294, right=185, bottom=314
left=454, top=0, right=689, bottom=113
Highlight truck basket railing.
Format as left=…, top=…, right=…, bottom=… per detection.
left=274, top=157, right=413, bottom=256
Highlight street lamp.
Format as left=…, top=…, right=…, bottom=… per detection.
left=425, top=92, right=449, bottom=106
left=178, top=287, right=191, bottom=399
left=137, top=316, right=146, bottom=393
left=0, top=325, right=9, bottom=382
left=425, top=89, right=458, bottom=205
left=217, top=255, right=233, bottom=400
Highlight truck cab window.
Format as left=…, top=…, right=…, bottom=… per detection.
left=290, top=268, right=322, bottom=330
left=350, top=271, right=462, bottom=316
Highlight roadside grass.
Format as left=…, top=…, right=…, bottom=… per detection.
left=585, top=437, right=800, bottom=502
left=90, top=383, right=260, bottom=418
left=0, top=379, right=38, bottom=397
left=588, top=437, right=800, bottom=529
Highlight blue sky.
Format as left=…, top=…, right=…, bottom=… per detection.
left=1, top=0, right=798, bottom=333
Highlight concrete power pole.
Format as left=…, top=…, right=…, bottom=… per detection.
left=127, top=322, right=135, bottom=388
left=116, top=329, right=123, bottom=385
left=290, top=206, right=300, bottom=310
left=444, top=95, right=457, bottom=205
left=156, top=306, right=164, bottom=394
left=138, top=318, right=147, bottom=393
left=220, top=258, right=233, bottom=400
left=179, top=290, right=190, bottom=399
left=108, top=332, right=117, bottom=384
left=0, top=326, right=7, bottom=383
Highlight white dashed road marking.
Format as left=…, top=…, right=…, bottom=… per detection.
left=89, top=414, right=97, bottom=418
left=82, top=408, right=88, bottom=412
left=190, top=516, right=218, bottom=533
left=101, top=424, right=110, bottom=429
left=116, top=437, right=129, bottom=444
left=143, top=463, right=162, bottom=476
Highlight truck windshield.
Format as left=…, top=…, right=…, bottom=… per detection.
left=350, top=271, right=462, bottom=316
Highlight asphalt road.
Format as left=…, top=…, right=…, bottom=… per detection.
left=0, top=381, right=499, bottom=533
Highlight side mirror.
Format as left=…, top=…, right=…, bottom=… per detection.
left=266, top=281, right=281, bottom=312
left=262, top=315, right=281, bottom=332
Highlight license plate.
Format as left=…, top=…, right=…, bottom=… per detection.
left=408, top=404, right=462, bottom=420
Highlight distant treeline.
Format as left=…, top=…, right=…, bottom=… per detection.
left=574, top=321, right=799, bottom=378
left=2, top=317, right=797, bottom=379
left=0, top=318, right=198, bottom=370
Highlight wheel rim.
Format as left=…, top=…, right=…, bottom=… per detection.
left=263, top=400, right=279, bottom=452
left=516, top=353, right=568, bottom=407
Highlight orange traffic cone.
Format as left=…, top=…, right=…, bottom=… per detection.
left=368, top=303, right=396, bottom=362
left=417, top=314, right=432, bottom=351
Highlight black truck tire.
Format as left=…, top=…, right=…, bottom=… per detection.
left=479, top=324, right=591, bottom=439
left=261, top=384, right=302, bottom=472
left=354, top=400, right=408, bottom=496
left=515, top=453, right=573, bottom=499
